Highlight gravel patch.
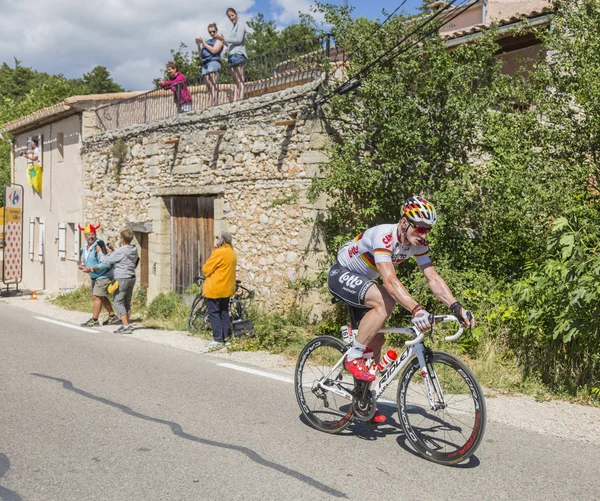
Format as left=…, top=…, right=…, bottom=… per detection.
left=3, top=292, right=599, bottom=445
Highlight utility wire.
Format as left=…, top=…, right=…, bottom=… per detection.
left=341, top=0, right=410, bottom=64
left=373, top=0, right=483, bottom=75
left=315, top=0, right=461, bottom=104
left=314, top=0, right=482, bottom=107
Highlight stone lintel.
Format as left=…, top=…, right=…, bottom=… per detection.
left=126, top=222, right=153, bottom=233
left=151, top=185, right=226, bottom=197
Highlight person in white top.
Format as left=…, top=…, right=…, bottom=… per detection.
left=216, top=7, right=247, bottom=102
left=328, top=196, right=476, bottom=397
left=21, top=138, right=40, bottom=163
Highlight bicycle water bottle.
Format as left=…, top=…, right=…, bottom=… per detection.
left=377, top=350, right=398, bottom=373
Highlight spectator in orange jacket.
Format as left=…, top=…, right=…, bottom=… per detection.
left=202, top=231, right=237, bottom=350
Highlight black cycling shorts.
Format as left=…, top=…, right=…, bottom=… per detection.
left=327, top=263, right=376, bottom=308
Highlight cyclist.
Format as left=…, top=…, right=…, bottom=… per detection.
left=327, top=195, right=475, bottom=423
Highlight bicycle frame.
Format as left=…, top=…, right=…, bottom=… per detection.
left=316, top=315, right=464, bottom=410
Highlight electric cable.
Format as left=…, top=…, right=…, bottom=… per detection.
left=314, top=0, right=482, bottom=107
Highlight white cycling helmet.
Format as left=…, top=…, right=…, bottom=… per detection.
left=402, top=195, right=437, bottom=226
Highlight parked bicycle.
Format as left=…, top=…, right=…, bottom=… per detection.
left=188, top=276, right=254, bottom=335
left=294, top=300, right=486, bottom=466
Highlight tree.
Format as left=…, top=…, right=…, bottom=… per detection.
left=79, top=66, right=124, bottom=94
left=309, top=0, right=600, bottom=395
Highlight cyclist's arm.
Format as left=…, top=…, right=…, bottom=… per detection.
left=420, top=262, right=457, bottom=308
left=377, top=261, right=420, bottom=313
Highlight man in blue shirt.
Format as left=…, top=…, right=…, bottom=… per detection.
left=78, top=223, right=121, bottom=327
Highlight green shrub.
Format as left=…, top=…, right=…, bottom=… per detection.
left=147, top=291, right=189, bottom=320
left=48, top=285, right=93, bottom=311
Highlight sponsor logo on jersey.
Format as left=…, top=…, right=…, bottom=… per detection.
left=339, top=271, right=363, bottom=289
left=382, top=234, right=393, bottom=248
left=329, top=267, right=341, bottom=276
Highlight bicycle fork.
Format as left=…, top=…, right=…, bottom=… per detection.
left=415, top=346, right=446, bottom=411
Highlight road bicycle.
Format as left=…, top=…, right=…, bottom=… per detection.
left=187, top=276, right=254, bottom=335
left=294, top=303, right=486, bottom=466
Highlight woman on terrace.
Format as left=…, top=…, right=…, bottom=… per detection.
left=216, top=8, right=247, bottom=102
left=196, top=23, right=224, bottom=107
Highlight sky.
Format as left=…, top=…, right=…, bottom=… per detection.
left=0, top=0, right=423, bottom=92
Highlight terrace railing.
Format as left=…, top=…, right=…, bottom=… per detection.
left=95, top=34, right=340, bottom=132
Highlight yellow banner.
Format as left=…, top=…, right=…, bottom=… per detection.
left=5, top=208, right=22, bottom=223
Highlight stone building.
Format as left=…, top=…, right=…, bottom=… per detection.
left=81, top=82, right=331, bottom=313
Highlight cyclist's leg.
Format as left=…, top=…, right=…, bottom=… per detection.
left=360, top=286, right=395, bottom=362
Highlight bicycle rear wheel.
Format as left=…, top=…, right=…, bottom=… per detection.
left=230, top=298, right=246, bottom=321
left=188, top=297, right=210, bottom=334
left=397, top=351, right=486, bottom=465
left=294, top=336, right=354, bottom=434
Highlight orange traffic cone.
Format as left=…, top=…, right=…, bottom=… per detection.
left=30, top=291, right=38, bottom=300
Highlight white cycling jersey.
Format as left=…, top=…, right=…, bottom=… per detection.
left=337, top=224, right=431, bottom=280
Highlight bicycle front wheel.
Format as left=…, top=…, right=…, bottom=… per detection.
left=397, top=351, right=486, bottom=465
left=294, top=336, right=354, bottom=434
left=188, top=297, right=210, bottom=334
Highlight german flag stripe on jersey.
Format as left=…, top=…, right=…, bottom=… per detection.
left=374, top=248, right=392, bottom=256
left=415, top=250, right=429, bottom=257
left=360, top=252, right=378, bottom=271
left=354, top=231, right=364, bottom=242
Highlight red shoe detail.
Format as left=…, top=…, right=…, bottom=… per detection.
left=371, top=409, right=386, bottom=424
left=345, top=357, right=376, bottom=381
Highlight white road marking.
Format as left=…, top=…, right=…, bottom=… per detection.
left=216, top=362, right=398, bottom=407
left=217, top=363, right=294, bottom=384
left=34, top=316, right=99, bottom=333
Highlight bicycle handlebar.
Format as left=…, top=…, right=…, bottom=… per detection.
left=378, top=314, right=465, bottom=346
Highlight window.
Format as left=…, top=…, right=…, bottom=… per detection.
left=26, top=135, right=43, bottom=167
left=57, top=132, right=64, bottom=162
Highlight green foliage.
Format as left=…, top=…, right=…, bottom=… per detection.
left=232, top=304, right=311, bottom=355
left=111, top=138, right=128, bottom=181
left=48, top=285, right=93, bottom=311
left=247, top=13, right=319, bottom=58
left=146, top=291, right=188, bottom=320
left=502, top=216, right=600, bottom=391
left=309, top=0, right=600, bottom=396
left=79, top=66, right=124, bottom=94
left=132, top=284, right=147, bottom=309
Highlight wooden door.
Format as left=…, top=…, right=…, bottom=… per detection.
left=170, top=196, right=215, bottom=294
left=135, top=232, right=149, bottom=288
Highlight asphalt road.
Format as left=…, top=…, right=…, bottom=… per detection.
left=1, top=304, right=599, bottom=501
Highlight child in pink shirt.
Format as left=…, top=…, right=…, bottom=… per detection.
left=158, top=61, right=193, bottom=113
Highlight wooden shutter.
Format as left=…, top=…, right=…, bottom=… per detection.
left=29, top=218, right=35, bottom=260
left=38, top=218, right=45, bottom=262
left=58, top=222, right=67, bottom=258
left=73, top=224, right=80, bottom=260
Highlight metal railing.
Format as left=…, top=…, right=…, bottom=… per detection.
left=95, top=35, right=340, bottom=131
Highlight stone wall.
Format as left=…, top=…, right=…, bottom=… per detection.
left=81, top=82, right=332, bottom=316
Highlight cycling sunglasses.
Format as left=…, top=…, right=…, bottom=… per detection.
left=408, top=220, right=431, bottom=235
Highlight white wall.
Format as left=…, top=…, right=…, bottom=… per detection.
left=12, top=114, right=85, bottom=292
